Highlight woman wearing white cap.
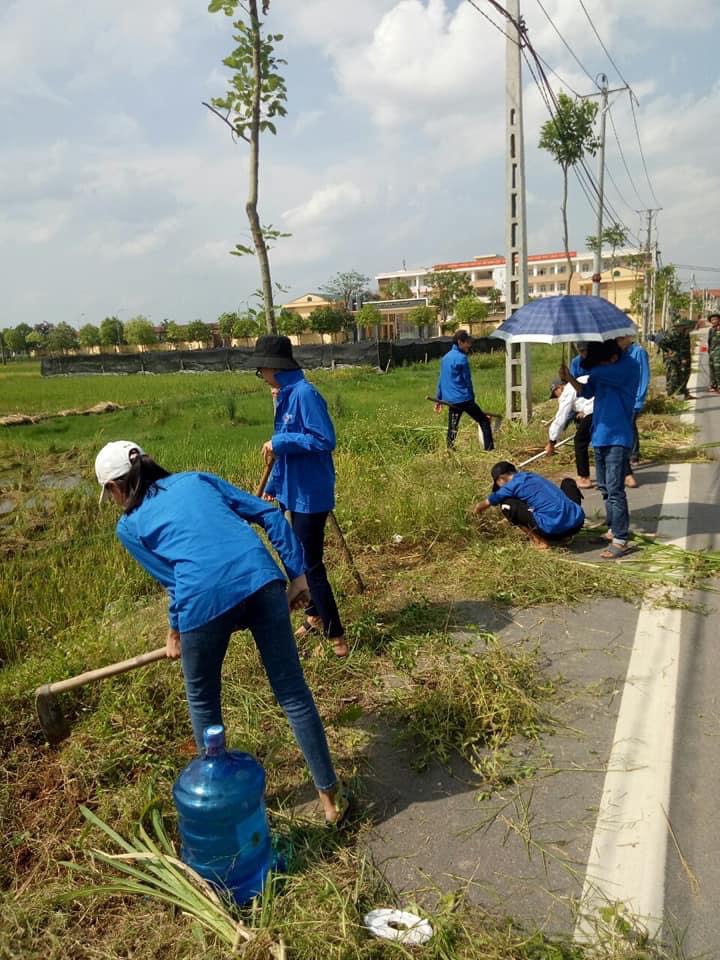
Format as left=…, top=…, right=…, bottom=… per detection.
left=94, top=440, right=348, bottom=826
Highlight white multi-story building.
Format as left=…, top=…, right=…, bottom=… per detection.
left=377, top=248, right=641, bottom=303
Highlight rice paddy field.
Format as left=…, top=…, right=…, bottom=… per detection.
left=0, top=352, right=705, bottom=959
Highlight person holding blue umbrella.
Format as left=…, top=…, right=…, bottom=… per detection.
left=560, top=339, right=640, bottom=559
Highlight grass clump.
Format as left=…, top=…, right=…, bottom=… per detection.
left=390, top=633, right=555, bottom=777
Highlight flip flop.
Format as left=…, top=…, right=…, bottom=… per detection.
left=325, top=785, right=351, bottom=830
left=295, top=618, right=322, bottom=641
left=600, top=543, right=629, bottom=560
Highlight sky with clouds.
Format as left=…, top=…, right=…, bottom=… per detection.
left=2, top=0, right=719, bottom=329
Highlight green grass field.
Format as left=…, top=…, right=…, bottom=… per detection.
left=0, top=354, right=701, bottom=959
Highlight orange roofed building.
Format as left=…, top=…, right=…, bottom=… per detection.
left=376, top=247, right=642, bottom=309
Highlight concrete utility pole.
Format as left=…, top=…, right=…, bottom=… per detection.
left=689, top=272, right=696, bottom=324
left=504, top=0, right=531, bottom=423
left=591, top=75, right=609, bottom=297
left=579, top=79, right=627, bottom=297
left=639, top=208, right=661, bottom=338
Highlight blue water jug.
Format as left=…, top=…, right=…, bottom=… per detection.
left=172, top=724, right=272, bottom=904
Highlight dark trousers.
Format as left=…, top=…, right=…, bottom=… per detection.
left=574, top=414, right=593, bottom=478
left=447, top=400, right=494, bottom=450
left=290, top=511, right=344, bottom=639
left=499, top=478, right=584, bottom=541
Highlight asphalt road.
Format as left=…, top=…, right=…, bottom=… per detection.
left=663, top=355, right=720, bottom=958
left=366, top=340, right=719, bottom=953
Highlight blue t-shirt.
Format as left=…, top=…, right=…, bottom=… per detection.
left=580, top=353, right=640, bottom=448
left=487, top=471, right=584, bottom=535
left=436, top=344, right=474, bottom=404
left=116, top=472, right=305, bottom=633
left=265, top=369, right=336, bottom=513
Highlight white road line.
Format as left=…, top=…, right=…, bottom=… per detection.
left=575, top=364, right=699, bottom=941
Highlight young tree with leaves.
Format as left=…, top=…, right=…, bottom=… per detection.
left=487, top=288, right=503, bottom=314
left=186, top=320, right=212, bottom=345
left=356, top=303, right=383, bottom=341
left=46, top=322, right=79, bottom=354
left=309, top=306, right=349, bottom=345
left=217, top=312, right=239, bottom=347
left=99, top=316, right=125, bottom=349
left=429, top=271, right=474, bottom=327
left=78, top=324, right=101, bottom=349
left=207, top=0, right=287, bottom=334
left=539, top=93, right=599, bottom=293
left=276, top=308, right=307, bottom=338
left=4, top=323, right=32, bottom=355
left=585, top=223, right=629, bottom=303
left=454, top=296, right=489, bottom=330
left=232, top=314, right=261, bottom=345
left=383, top=278, right=412, bottom=300
left=320, top=271, right=371, bottom=311
left=125, top=316, right=158, bottom=350
left=407, top=304, right=437, bottom=338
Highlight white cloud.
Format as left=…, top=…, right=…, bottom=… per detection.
left=283, top=181, right=366, bottom=227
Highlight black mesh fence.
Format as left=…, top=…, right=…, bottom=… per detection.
left=41, top=337, right=503, bottom=377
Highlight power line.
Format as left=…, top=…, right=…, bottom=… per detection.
left=533, top=0, right=598, bottom=88
left=464, top=0, right=517, bottom=43
left=577, top=0, right=632, bottom=89
left=629, top=94, right=661, bottom=207
left=607, top=103, right=647, bottom=207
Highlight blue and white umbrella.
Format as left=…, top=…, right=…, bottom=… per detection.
left=491, top=295, right=637, bottom=344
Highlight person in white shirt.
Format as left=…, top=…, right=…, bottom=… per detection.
left=545, top=377, right=594, bottom=489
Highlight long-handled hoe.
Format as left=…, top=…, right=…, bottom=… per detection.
left=256, top=461, right=364, bottom=593
left=35, top=647, right=167, bottom=745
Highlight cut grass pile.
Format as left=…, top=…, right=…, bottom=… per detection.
left=0, top=355, right=707, bottom=959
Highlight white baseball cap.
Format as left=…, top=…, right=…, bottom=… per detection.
left=95, top=440, right=144, bottom=503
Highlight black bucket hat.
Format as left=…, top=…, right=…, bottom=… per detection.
left=252, top=335, right=301, bottom=370
left=491, top=460, right=517, bottom=492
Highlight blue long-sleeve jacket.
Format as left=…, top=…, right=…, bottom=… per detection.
left=626, top=342, right=650, bottom=412
left=264, top=369, right=336, bottom=513
left=116, top=472, right=305, bottom=633
left=436, top=344, right=474, bottom=404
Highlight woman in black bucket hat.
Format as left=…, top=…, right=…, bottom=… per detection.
left=253, top=336, right=348, bottom=658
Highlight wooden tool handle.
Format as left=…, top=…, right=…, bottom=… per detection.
left=255, top=461, right=274, bottom=497
left=39, top=647, right=168, bottom=696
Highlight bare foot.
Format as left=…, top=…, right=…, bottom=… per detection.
left=625, top=475, right=638, bottom=488
left=576, top=477, right=593, bottom=489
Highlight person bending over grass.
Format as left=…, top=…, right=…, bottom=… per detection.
left=94, top=440, right=348, bottom=827
left=472, top=460, right=585, bottom=550
left=254, top=335, right=348, bottom=659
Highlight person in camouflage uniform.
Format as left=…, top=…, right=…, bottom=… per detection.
left=708, top=312, right=720, bottom=393
left=658, top=317, right=694, bottom=399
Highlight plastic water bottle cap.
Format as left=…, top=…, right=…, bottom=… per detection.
left=203, top=725, right=225, bottom=752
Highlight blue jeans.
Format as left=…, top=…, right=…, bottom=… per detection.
left=594, top=445, right=630, bottom=543
left=180, top=579, right=337, bottom=791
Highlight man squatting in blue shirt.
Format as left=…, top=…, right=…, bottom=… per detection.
left=472, top=460, right=585, bottom=550
left=560, top=338, right=640, bottom=559
left=435, top=330, right=494, bottom=450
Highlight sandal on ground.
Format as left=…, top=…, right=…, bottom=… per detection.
left=295, top=618, right=322, bottom=641
left=576, top=477, right=594, bottom=489
left=311, top=635, right=350, bottom=659
left=325, top=785, right=351, bottom=830
left=589, top=532, right=613, bottom=544
left=600, top=543, right=629, bottom=560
